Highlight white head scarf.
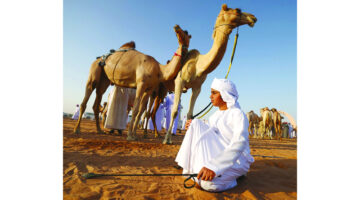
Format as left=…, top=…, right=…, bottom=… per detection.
left=210, top=78, right=240, bottom=109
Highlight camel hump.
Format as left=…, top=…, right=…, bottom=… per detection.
left=120, top=41, right=136, bottom=49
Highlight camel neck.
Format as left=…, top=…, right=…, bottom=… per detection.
left=197, top=26, right=232, bottom=76
left=159, top=45, right=184, bottom=82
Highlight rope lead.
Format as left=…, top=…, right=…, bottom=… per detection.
left=196, top=29, right=239, bottom=119
left=82, top=173, right=198, bottom=189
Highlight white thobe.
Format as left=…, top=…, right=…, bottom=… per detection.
left=104, top=86, right=131, bottom=130
left=175, top=106, right=254, bottom=192
left=164, top=93, right=181, bottom=134
left=181, top=116, right=187, bottom=130
left=148, top=103, right=165, bottom=131
left=72, top=106, right=80, bottom=120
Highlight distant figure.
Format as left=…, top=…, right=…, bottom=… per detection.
left=164, top=92, right=181, bottom=135
left=148, top=102, right=165, bottom=132
left=104, top=86, right=133, bottom=135
left=288, top=123, right=294, bottom=138
left=282, top=123, right=289, bottom=138
left=72, top=104, right=80, bottom=120
left=181, top=115, right=187, bottom=130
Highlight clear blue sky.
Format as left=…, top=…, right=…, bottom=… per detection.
left=64, top=0, right=297, bottom=122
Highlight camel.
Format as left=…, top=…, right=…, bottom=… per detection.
left=72, top=41, right=135, bottom=135
left=162, top=4, right=257, bottom=144
left=103, top=25, right=191, bottom=140
left=260, top=107, right=274, bottom=139
left=246, top=110, right=261, bottom=138
left=73, top=25, right=191, bottom=139
left=271, top=108, right=282, bottom=140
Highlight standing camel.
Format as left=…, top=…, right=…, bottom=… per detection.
left=142, top=31, right=190, bottom=138
left=271, top=108, right=282, bottom=140
left=162, top=4, right=257, bottom=144
left=260, top=107, right=273, bottom=139
left=103, top=25, right=191, bottom=140
left=73, top=41, right=135, bottom=135
left=246, top=110, right=261, bottom=138
left=73, top=25, right=191, bottom=140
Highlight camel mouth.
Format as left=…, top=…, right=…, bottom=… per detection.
left=248, top=17, right=257, bottom=27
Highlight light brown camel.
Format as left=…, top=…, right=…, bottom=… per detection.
left=73, top=41, right=135, bottom=135
left=271, top=108, right=282, bottom=140
left=103, top=25, right=191, bottom=140
left=260, top=107, right=274, bottom=139
left=162, top=4, right=257, bottom=144
left=246, top=110, right=261, bottom=138
left=73, top=25, right=190, bottom=139
left=143, top=33, right=190, bottom=138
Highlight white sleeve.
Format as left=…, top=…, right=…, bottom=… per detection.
left=204, top=110, right=249, bottom=176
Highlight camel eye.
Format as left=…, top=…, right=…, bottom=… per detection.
left=235, top=8, right=242, bottom=15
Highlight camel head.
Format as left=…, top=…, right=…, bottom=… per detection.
left=213, top=4, right=257, bottom=38
left=174, top=24, right=191, bottom=54
left=260, top=107, right=269, bottom=115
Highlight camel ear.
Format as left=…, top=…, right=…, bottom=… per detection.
left=222, top=4, right=228, bottom=11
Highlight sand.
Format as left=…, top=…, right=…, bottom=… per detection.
left=64, top=118, right=297, bottom=199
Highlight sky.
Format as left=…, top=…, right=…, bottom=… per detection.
left=63, top=0, right=297, bottom=122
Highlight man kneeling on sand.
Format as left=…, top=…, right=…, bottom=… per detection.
left=175, top=78, right=254, bottom=192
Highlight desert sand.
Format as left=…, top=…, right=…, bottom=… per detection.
left=63, top=118, right=297, bottom=199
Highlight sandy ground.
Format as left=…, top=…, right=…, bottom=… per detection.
left=63, top=118, right=297, bottom=200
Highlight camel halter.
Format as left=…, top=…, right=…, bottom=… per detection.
left=82, top=172, right=198, bottom=189
left=193, top=27, right=239, bottom=119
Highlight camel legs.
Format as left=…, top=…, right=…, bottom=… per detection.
left=151, top=96, right=162, bottom=138
left=163, top=79, right=184, bottom=144
left=132, top=91, right=151, bottom=139
left=92, top=80, right=110, bottom=134
left=186, top=86, right=201, bottom=120
left=74, top=72, right=100, bottom=134
left=248, top=122, right=253, bottom=138
left=127, top=84, right=149, bottom=140
left=73, top=79, right=97, bottom=134
left=143, top=96, right=155, bottom=137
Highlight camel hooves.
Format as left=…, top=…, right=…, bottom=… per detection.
left=162, top=140, right=173, bottom=145
left=73, top=129, right=80, bottom=134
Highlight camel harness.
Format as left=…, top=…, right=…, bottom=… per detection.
left=97, top=47, right=135, bottom=67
